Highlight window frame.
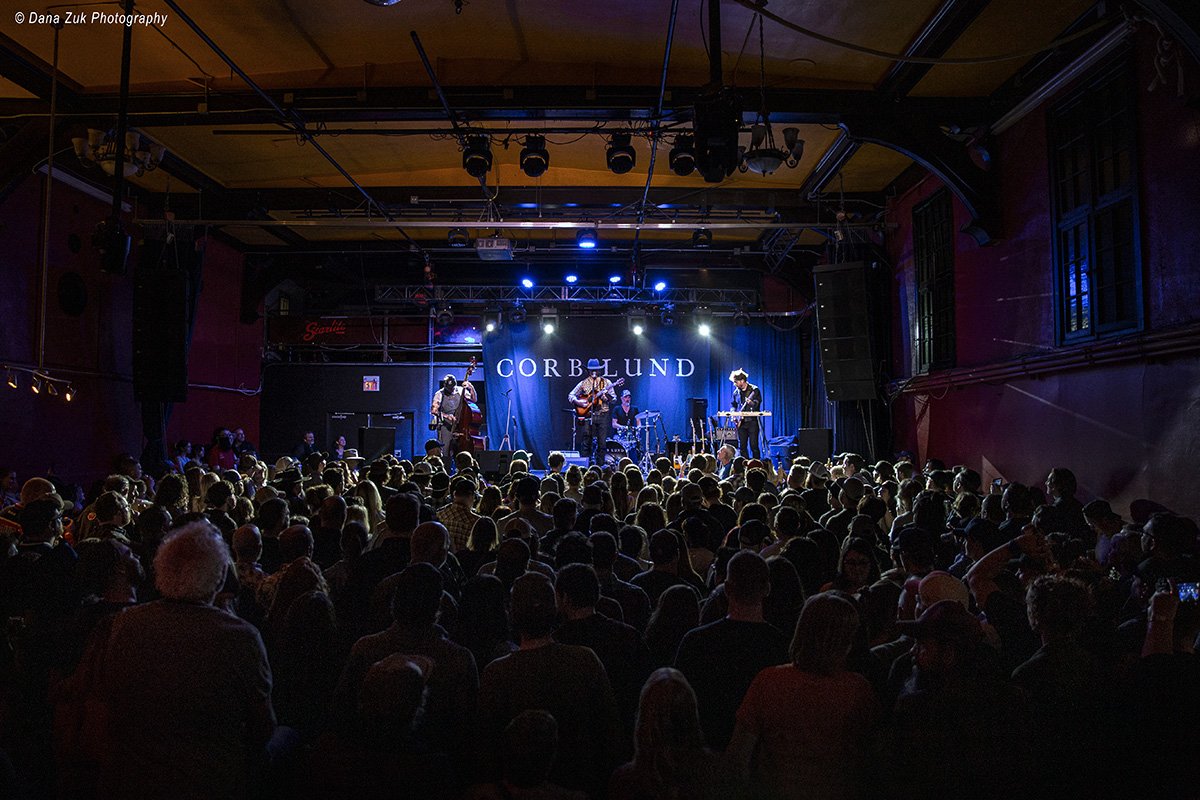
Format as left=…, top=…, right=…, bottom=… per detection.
left=912, top=187, right=957, bottom=373
left=1047, top=56, right=1144, bottom=345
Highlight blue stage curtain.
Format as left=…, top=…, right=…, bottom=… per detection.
left=481, top=318, right=810, bottom=468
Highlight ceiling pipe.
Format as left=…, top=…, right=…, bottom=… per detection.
left=135, top=217, right=888, bottom=231
left=632, top=0, right=682, bottom=271
left=158, top=0, right=423, bottom=254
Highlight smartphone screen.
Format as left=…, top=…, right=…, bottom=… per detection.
left=1178, top=583, right=1200, bottom=603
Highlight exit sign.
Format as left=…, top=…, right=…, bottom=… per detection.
left=362, top=375, right=380, bottom=392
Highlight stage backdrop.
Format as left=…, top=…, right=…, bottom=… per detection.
left=481, top=318, right=805, bottom=468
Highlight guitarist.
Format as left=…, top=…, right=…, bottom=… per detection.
left=430, top=372, right=478, bottom=460
left=569, top=358, right=617, bottom=466
left=729, top=368, right=763, bottom=460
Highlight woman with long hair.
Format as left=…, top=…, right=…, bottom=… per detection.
left=728, top=593, right=879, bottom=800
left=644, top=585, right=700, bottom=669
left=457, top=516, right=499, bottom=580
left=635, top=503, right=667, bottom=539
left=609, top=668, right=724, bottom=800
left=611, top=470, right=630, bottom=521
left=347, top=479, right=384, bottom=533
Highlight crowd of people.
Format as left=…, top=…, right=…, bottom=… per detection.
left=1, top=442, right=1198, bottom=799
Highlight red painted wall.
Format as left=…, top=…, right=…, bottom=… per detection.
left=885, top=31, right=1200, bottom=521
left=163, top=238, right=263, bottom=454
left=0, top=173, right=260, bottom=490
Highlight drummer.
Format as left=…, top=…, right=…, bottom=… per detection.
left=611, top=389, right=640, bottom=434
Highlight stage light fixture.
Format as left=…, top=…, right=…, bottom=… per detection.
left=628, top=310, right=647, bottom=336
left=661, top=306, right=676, bottom=326
left=64, top=384, right=75, bottom=402
left=695, top=307, right=713, bottom=337
left=434, top=306, right=454, bottom=327
left=668, top=133, right=696, bottom=176
left=565, top=274, right=578, bottom=284
left=576, top=228, right=598, bottom=250
left=698, top=323, right=711, bottom=337
left=31, top=375, right=42, bottom=394
left=5, top=370, right=16, bottom=389
left=521, top=277, right=535, bottom=289
left=606, top=132, right=636, bottom=175
left=447, top=228, right=470, bottom=248
left=462, top=135, right=493, bottom=178
left=653, top=280, right=667, bottom=292
left=482, top=311, right=501, bottom=333
left=519, top=135, right=549, bottom=178
left=733, top=306, right=752, bottom=327
left=507, top=304, right=528, bottom=324
left=540, top=307, right=558, bottom=335
left=692, top=228, right=712, bottom=248
left=608, top=274, right=622, bottom=284
left=46, top=381, right=58, bottom=397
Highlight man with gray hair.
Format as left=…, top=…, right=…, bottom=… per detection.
left=86, top=521, right=277, bottom=798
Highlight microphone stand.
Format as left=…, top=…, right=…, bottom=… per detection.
left=500, top=388, right=514, bottom=450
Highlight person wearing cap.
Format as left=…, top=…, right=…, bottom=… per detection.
left=611, top=388, right=639, bottom=434
left=569, top=359, right=618, bottom=467
left=479, top=572, right=618, bottom=795
left=1, top=494, right=78, bottom=622
left=890, top=599, right=1026, bottom=798
left=430, top=372, right=477, bottom=460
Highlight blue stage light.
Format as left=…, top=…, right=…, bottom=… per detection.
left=565, top=274, right=578, bottom=284
left=577, top=229, right=598, bottom=249
left=609, top=274, right=621, bottom=284
left=653, top=280, right=667, bottom=292
left=521, top=277, right=535, bottom=289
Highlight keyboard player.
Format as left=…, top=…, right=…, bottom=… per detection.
left=729, top=368, right=763, bottom=460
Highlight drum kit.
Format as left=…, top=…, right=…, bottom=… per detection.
left=609, top=410, right=662, bottom=470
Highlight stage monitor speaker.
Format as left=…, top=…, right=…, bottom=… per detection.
left=794, top=428, right=833, bottom=462
left=477, top=450, right=514, bottom=480
left=132, top=255, right=188, bottom=402
left=813, top=261, right=876, bottom=401
left=358, top=427, right=396, bottom=461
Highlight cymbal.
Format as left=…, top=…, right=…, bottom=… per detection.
left=635, top=410, right=661, bottom=421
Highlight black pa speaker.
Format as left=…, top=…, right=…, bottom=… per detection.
left=358, top=427, right=397, bottom=461
left=794, top=428, right=833, bottom=462
left=477, top=450, right=514, bottom=480
left=813, top=262, right=876, bottom=401
left=132, top=247, right=188, bottom=402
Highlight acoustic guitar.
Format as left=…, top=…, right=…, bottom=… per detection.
left=574, top=377, right=624, bottom=419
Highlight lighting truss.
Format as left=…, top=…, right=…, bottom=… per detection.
left=373, top=284, right=760, bottom=308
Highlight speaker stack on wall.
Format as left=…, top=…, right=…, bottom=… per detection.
left=132, top=244, right=189, bottom=403
left=812, top=262, right=876, bottom=402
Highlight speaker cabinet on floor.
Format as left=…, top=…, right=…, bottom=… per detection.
left=813, top=261, right=876, bottom=401
left=358, top=427, right=397, bottom=461
left=794, top=428, right=833, bottom=462
left=476, top=450, right=514, bottom=480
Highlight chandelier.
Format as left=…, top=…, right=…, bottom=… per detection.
left=71, top=128, right=167, bottom=177
left=738, top=13, right=805, bottom=176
